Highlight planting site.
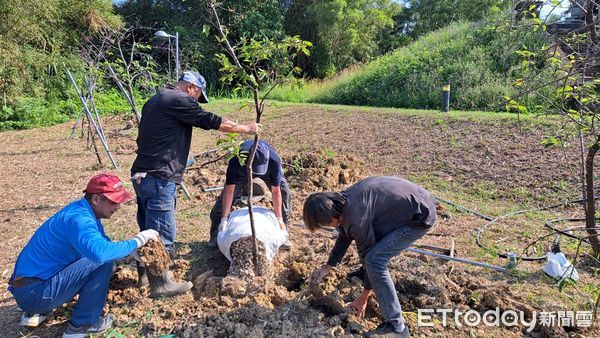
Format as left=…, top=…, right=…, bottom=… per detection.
left=1, top=102, right=599, bottom=337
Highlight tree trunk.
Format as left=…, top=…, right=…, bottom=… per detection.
left=246, top=88, right=263, bottom=274
left=246, top=137, right=259, bottom=272
left=585, top=139, right=600, bottom=253
left=586, top=0, right=597, bottom=43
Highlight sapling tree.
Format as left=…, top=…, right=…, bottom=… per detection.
left=208, top=0, right=311, bottom=271
left=507, top=1, right=600, bottom=254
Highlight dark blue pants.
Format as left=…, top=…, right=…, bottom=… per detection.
left=133, top=175, right=177, bottom=254
left=210, top=177, right=291, bottom=226
left=10, top=258, right=113, bottom=326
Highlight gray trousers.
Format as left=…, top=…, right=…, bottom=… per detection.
left=364, top=223, right=432, bottom=331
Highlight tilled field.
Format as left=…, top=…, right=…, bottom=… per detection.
left=1, top=103, right=599, bottom=337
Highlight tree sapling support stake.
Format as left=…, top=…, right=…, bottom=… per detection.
left=66, top=69, right=119, bottom=169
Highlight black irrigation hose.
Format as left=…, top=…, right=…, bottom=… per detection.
left=522, top=226, right=600, bottom=259
left=545, top=218, right=592, bottom=244
left=435, top=197, right=494, bottom=221
left=437, top=196, right=597, bottom=262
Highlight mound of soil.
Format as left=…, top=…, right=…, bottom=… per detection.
left=285, top=152, right=364, bottom=193
left=139, top=239, right=171, bottom=276
left=282, top=152, right=365, bottom=223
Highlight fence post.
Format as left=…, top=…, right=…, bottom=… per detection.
left=441, top=83, right=450, bottom=112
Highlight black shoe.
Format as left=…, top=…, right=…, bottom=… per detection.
left=207, top=236, right=218, bottom=248
left=208, top=221, right=219, bottom=248
left=363, top=322, right=410, bottom=338
left=280, top=238, right=293, bottom=251
left=347, top=266, right=365, bottom=280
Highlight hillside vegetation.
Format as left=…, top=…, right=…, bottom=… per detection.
left=272, top=21, right=557, bottom=111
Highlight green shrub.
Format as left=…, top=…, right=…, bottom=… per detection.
left=0, top=89, right=142, bottom=132
left=91, top=89, right=135, bottom=116
left=0, top=97, right=70, bottom=131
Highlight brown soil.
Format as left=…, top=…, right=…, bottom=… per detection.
left=287, top=152, right=365, bottom=223
left=228, top=237, right=271, bottom=279
left=139, top=239, right=172, bottom=276
left=1, top=104, right=599, bottom=337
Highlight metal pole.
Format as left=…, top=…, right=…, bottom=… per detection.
left=203, top=186, right=225, bottom=192
left=175, top=32, right=180, bottom=80
left=406, top=247, right=507, bottom=272
left=66, top=69, right=119, bottom=169
left=85, top=76, right=106, bottom=140
left=179, top=182, right=191, bottom=199
left=441, top=83, right=450, bottom=112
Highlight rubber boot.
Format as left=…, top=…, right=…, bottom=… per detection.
left=148, top=269, right=193, bottom=298
left=136, top=262, right=149, bottom=287
left=207, top=220, right=219, bottom=248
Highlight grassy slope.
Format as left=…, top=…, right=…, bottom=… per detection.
left=270, top=21, right=552, bottom=112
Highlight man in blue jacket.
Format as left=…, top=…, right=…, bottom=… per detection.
left=303, top=176, right=437, bottom=338
left=8, top=173, right=159, bottom=338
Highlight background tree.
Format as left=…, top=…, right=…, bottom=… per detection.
left=509, top=1, right=600, bottom=253
left=115, top=0, right=285, bottom=89
left=394, top=0, right=509, bottom=41
left=0, top=0, right=121, bottom=104
left=284, top=0, right=399, bottom=78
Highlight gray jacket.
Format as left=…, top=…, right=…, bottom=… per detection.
left=326, top=176, right=437, bottom=287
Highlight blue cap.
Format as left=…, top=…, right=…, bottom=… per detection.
left=180, top=71, right=209, bottom=103
left=240, top=140, right=270, bottom=175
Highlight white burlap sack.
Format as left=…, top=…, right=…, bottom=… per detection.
left=217, top=206, right=288, bottom=262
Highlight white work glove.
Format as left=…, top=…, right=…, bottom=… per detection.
left=131, top=172, right=147, bottom=184
left=277, top=217, right=286, bottom=231
left=219, top=217, right=228, bottom=232
left=132, top=229, right=160, bottom=248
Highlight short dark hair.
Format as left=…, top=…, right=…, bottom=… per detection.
left=84, top=192, right=107, bottom=202
left=175, top=80, right=193, bottom=89
left=302, top=192, right=346, bottom=231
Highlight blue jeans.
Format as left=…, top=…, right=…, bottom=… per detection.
left=10, top=258, right=113, bottom=326
left=132, top=175, right=177, bottom=254
left=364, top=223, right=432, bottom=331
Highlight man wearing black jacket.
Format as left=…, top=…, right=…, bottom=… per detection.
left=131, top=71, right=260, bottom=296
left=303, top=176, right=437, bottom=338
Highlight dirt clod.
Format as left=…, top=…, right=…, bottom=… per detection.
left=139, top=239, right=171, bottom=276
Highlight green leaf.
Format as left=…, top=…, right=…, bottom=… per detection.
left=202, top=24, right=210, bottom=36
left=541, top=136, right=560, bottom=148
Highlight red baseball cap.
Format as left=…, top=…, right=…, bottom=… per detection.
left=84, top=173, right=133, bottom=203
